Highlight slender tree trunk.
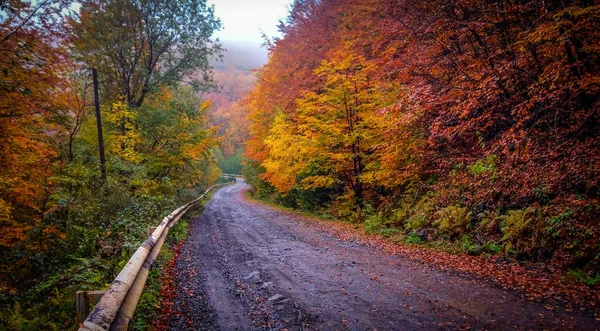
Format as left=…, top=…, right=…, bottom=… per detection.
left=68, top=133, right=74, bottom=164
left=92, top=68, right=107, bottom=185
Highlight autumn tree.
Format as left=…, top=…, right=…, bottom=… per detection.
left=70, top=0, right=222, bottom=107
left=0, top=1, right=223, bottom=319
left=134, top=87, right=220, bottom=193
left=259, top=45, right=401, bottom=218
left=244, top=0, right=351, bottom=193
left=0, top=0, right=72, bottom=248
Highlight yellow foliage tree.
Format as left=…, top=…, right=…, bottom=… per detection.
left=293, top=46, right=400, bottom=210
left=261, top=113, right=313, bottom=192
left=105, top=99, right=142, bottom=164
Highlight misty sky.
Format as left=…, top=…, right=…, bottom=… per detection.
left=208, top=0, right=293, bottom=44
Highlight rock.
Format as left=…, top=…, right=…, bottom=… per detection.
left=414, top=228, right=427, bottom=242
left=243, top=271, right=260, bottom=280
left=260, top=281, right=274, bottom=289
left=243, top=271, right=262, bottom=283
left=268, top=294, right=284, bottom=301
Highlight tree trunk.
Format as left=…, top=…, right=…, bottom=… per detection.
left=92, top=68, right=107, bottom=185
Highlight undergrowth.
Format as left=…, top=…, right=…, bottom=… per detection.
left=129, top=218, right=189, bottom=330
left=0, top=186, right=214, bottom=331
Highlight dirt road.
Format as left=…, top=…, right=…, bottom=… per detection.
left=167, top=179, right=598, bottom=330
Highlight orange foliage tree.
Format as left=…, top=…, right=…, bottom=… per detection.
left=0, top=0, right=71, bottom=249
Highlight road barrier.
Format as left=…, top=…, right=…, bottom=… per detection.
left=220, top=173, right=243, bottom=177
left=77, top=179, right=235, bottom=331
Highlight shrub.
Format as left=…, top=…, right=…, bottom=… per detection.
left=403, top=196, right=434, bottom=231
left=567, top=269, right=600, bottom=287
left=405, top=232, right=424, bottom=244
left=485, top=241, right=502, bottom=254
left=436, top=205, right=471, bottom=238
left=364, top=214, right=383, bottom=233
left=499, top=207, right=545, bottom=257
left=468, top=155, right=497, bottom=176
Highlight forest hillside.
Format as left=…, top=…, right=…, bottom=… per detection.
left=244, top=0, right=600, bottom=282
left=207, top=41, right=267, bottom=174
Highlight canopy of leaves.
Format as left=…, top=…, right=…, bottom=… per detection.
left=70, top=0, right=222, bottom=106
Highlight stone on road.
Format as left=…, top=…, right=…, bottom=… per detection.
left=168, top=179, right=598, bottom=330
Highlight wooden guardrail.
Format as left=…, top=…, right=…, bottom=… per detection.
left=220, top=173, right=243, bottom=177
left=77, top=178, right=235, bottom=331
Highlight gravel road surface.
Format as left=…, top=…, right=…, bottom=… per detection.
left=167, top=179, right=599, bottom=330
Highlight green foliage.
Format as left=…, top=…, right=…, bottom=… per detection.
left=468, top=155, right=497, bottom=176
left=71, top=0, right=222, bottom=105
left=403, top=197, right=435, bottom=231
left=214, top=176, right=236, bottom=184
left=405, top=233, right=424, bottom=244
left=168, top=220, right=189, bottom=246
left=567, top=269, right=600, bottom=287
left=458, top=235, right=482, bottom=255
left=364, top=214, right=384, bottom=234
left=436, top=205, right=471, bottom=238
left=243, top=158, right=279, bottom=201
left=546, top=209, right=574, bottom=238
left=485, top=242, right=502, bottom=254
left=499, top=207, right=544, bottom=256
left=215, top=148, right=244, bottom=174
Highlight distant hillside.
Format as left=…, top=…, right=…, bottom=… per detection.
left=207, top=40, right=266, bottom=172
left=213, top=40, right=268, bottom=72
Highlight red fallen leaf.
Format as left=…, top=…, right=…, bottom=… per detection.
left=153, top=241, right=185, bottom=329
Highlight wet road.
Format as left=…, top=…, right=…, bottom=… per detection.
left=167, top=179, right=599, bottom=330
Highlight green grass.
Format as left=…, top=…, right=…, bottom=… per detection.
left=405, top=233, right=424, bottom=244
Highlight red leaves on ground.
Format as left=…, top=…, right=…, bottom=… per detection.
left=152, top=241, right=184, bottom=330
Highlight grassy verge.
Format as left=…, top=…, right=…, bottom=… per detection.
left=129, top=218, right=189, bottom=330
